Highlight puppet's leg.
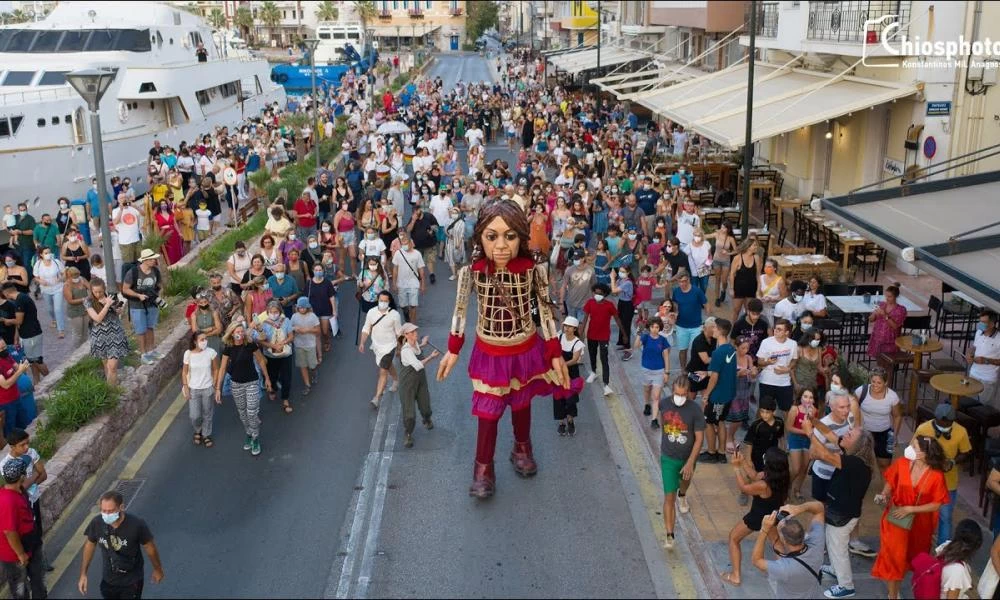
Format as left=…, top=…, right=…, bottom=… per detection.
left=509, top=405, right=537, bottom=477
left=470, top=416, right=498, bottom=499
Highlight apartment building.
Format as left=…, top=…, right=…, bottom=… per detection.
left=371, top=0, right=466, bottom=52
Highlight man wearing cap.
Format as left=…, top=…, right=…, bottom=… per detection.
left=0, top=458, right=45, bottom=600
left=913, top=404, right=971, bottom=542
left=122, top=249, right=163, bottom=365
left=291, top=297, right=321, bottom=394
left=398, top=322, right=440, bottom=448
left=560, top=249, right=594, bottom=322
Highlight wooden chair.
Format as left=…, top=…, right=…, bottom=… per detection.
left=698, top=191, right=715, bottom=205
left=723, top=209, right=741, bottom=224
left=826, top=229, right=842, bottom=265
left=703, top=212, right=722, bottom=229
left=854, top=242, right=886, bottom=282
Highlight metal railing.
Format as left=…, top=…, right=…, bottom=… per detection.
left=0, top=85, right=77, bottom=107
left=749, top=2, right=779, bottom=38
left=807, top=0, right=910, bottom=43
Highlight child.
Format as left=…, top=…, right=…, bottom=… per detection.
left=1, top=429, right=46, bottom=552
left=553, top=316, right=585, bottom=436
left=737, top=396, right=784, bottom=505
left=634, top=317, right=670, bottom=428
left=656, top=298, right=678, bottom=347
left=646, top=234, right=664, bottom=272
left=785, top=388, right=817, bottom=501
left=3, top=205, right=17, bottom=247
left=195, top=202, right=212, bottom=243
left=633, top=265, right=658, bottom=331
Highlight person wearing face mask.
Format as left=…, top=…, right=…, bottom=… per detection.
left=267, top=263, right=300, bottom=319
left=60, top=226, right=91, bottom=281
left=658, top=376, right=706, bottom=549
left=791, top=331, right=824, bottom=400
left=83, top=277, right=129, bottom=388
left=154, top=200, right=183, bottom=266
left=188, top=291, right=222, bottom=354
left=79, top=489, right=163, bottom=599
left=11, top=205, right=36, bottom=281
left=871, top=435, right=950, bottom=599
left=968, top=310, right=1000, bottom=410
left=291, top=297, right=321, bottom=394
left=55, top=197, right=75, bottom=246
left=0, top=458, right=46, bottom=599
left=217, top=321, right=271, bottom=456
left=34, top=246, right=66, bottom=339
left=560, top=249, right=594, bottom=323
left=582, top=283, right=624, bottom=397
left=182, top=332, right=220, bottom=448
left=855, top=367, right=902, bottom=475
left=207, top=272, right=241, bottom=330
left=610, top=268, right=636, bottom=358
left=391, top=234, right=427, bottom=325
left=225, top=242, right=252, bottom=295
left=790, top=310, right=815, bottom=341
left=279, top=230, right=306, bottom=265
left=252, top=300, right=295, bottom=414
left=305, top=262, right=338, bottom=353
left=62, top=266, right=90, bottom=343
left=913, top=404, right=971, bottom=544
left=359, top=291, right=403, bottom=409
left=774, top=280, right=808, bottom=326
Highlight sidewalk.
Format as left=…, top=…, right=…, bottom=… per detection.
left=598, top=311, right=994, bottom=599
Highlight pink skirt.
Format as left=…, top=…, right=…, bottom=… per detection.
left=552, top=376, right=584, bottom=401
left=468, top=335, right=560, bottom=420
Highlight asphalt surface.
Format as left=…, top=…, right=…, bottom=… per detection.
left=43, top=53, right=667, bottom=599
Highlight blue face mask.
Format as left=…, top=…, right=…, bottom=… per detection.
left=979, top=322, right=989, bottom=333
left=101, top=512, right=119, bottom=525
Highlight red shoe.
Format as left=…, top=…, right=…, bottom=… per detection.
left=509, top=441, right=538, bottom=477
left=469, top=461, right=495, bottom=499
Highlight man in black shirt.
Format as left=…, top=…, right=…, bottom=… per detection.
left=731, top=298, right=771, bottom=357
left=79, top=490, right=164, bottom=599
left=661, top=237, right=689, bottom=282
left=801, top=420, right=873, bottom=598
left=407, top=205, right=439, bottom=285
left=0, top=298, right=16, bottom=346
left=685, top=317, right=717, bottom=398
left=1, top=284, right=47, bottom=382
left=315, top=172, right=334, bottom=222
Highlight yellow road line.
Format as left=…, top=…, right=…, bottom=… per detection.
left=604, top=392, right=696, bottom=598
left=48, top=391, right=187, bottom=588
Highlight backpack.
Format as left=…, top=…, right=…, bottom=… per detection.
left=911, top=551, right=948, bottom=600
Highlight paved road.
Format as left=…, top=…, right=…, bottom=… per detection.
left=42, top=53, right=677, bottom=599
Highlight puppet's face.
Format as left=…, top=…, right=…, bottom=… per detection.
left=481, top=216, right=520, bottom=269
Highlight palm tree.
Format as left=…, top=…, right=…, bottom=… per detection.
left=258, top=1, right=282, bottom=44
left=296, top=0, right=303, bottom=40
left=208, top=8, right=226, bottom=29
left=234, top=7, right=255, bottom=44
left=316, top=1, right=340, bottom=23
left=9, top=9, right=30, bottom=23
left=353, top=1, right=377, bottom=51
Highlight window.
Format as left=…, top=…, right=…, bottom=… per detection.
left=426, top=0, right=431, bottom=8
left=196, top=90, right=210, bottom=105
left=10, top=116, right=22, bottom=134
left=65, top=114, right=72, bottom=124
left=51, top=116, right=59, bottom=125
left=399, top=1, right=405, bottom=8
left=1, top=71, right=34, bottom=86
left=220, top=81, right=239, bottom=98
left=85, top=30, right=116, bottom=51
left=36, top=118, right=45, bottom=127
left=38, top=71, right=68, bottom=86
left=58, top=31, right=89, bottom=51
left=318, top=32, right=332, bottom=39
left=0, top=119, right=9, bottom=137
left=4, top=30, right=35, bottom=52
left=31, top=31, right=63, bottom=52
left=334, top=32, right=346, bottom=39
left=139, top=82, right=157, bottom=93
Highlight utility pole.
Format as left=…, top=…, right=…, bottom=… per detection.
left=740, top=0, right=757, bottom=241
left=596, top=0, right=601, bottom=71
left=530, top=1, right=535, bottom=52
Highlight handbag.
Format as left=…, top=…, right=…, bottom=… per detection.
left=886, top=491, right=919, bottom=530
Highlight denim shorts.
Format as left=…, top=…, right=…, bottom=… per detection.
left=397, top=287, right=420, bottom=307
left=675, top=325, right=701, bottom=351
left=130, top=306, right=160, bottom=335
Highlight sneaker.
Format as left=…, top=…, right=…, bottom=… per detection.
left=429, top=273, right=436, bottom=284
left=558, top=423, right=567, bottom=436
left=243, top=435, right=252, bottom=451
left=848, top=540, right=877, bottom=558
left=699, top=451, right=715, bottom=463
left=820, top=564, right=837, bottom=579
left=567, top=421, right=575, bottom=436
left=643, top=404, right=652, bottom=416
left=714, top=298, right=722, bottom=307
left=677, top=496, right=690, bottom=514
left=603, top=385, right=613, bottom=396
left=389, top=380, right=399, bottom=393
left=250, top=438, right=261, bottom=456
left=586, top=372, right=598, bottom=384
left=423, top=418, right=433, bottom=430
left=622, top=351, right=633, bottom=361
left=404, top=433, right=414, bottom=448
left=663, top=533, right=675, bottom=550
left=370, top=396, right=381, bottom=409
left=824, top=585, right=856, bottom=599
left=448, top=275, right=457, bottom=281
left=149, top=350, right=164, bottom=360
left=140, top=353, right=155, bottom=365
left=714, top=452, right=727, bottom=464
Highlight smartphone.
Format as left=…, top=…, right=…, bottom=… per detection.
left=688, top=372, right=704, bottom=383
left=733, top=442, right=742, bottom=455
left=847, top=412, right=856, bottom=428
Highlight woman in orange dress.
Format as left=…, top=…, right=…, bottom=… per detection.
left=528, top=203, right=551, bottom=258
left=871, top=434, right=950, bottom=599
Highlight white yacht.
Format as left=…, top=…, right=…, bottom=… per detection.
left=0, top=1, right=286, bottom=212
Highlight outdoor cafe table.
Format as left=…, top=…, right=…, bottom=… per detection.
left=801, top=211, right=871, bottom=269
left=771, top=197, right=806, bottom=236
left=896, top=336, right=945, bottom=414
left=931, top=373, right=985, bottom=409
left=827, top=294, right=923, bottom=314
left=773, top=254, right=837, bottom=281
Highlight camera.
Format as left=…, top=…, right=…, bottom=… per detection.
left=777, top=510, right=791, bottom=521
left=154, top=296, right=168, bottom=310
left=110, top=294, right=125, bottom=311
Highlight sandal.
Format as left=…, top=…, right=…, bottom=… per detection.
left=193, top=432, right=202, bottom=445
left=283, top=403, right=294, bottom=414
left=302, top=386, right=311, bottom=396
left=203, top=437, right=214, bottom=448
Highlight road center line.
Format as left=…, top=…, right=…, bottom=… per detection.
left=355, top=411, right=398, bottom=599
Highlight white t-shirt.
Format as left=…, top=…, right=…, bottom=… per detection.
left=400, top=342, right=424, bottom=371
left=195, top=208, right=212, bottom=231
left=363, top=307, right=402, bottom=358
left=970, top=329, right=1000, bottom=383
left=756, top=336, right=798, bottom=387
left=112, top=206, right=142, bottom=245
left=774, top=298, right=806, bottom=323
left=430, top=195, right=452, bottom=226
left=465, top=128, right=484, bottom=147
left=802, top=291, right=827, bottom=314
left=183, top=348, right=217, bottom=390
left=358, top=236, right=386, bottom=259
left=856, top=384, right=900, bottom=433
left=936, top=543, right=973, bottom=599
left=34, top=259, right=64, bottom=294
left=812, top=414, right=851, bottom=479
left=676, top=211, right=700, bottom=246
left=392, top=249, right=425, bottom=289
left=0, top=450, right=41, bottom=505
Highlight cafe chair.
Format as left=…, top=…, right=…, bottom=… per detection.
left=698, top=191, right=715, bottom=205
left=929, top=294, right=979, bottom=354
left=723, top=209, right=741, bottom=224
left=854, top=284, right=884, bottom=297
left=703, top=212, right=722, bottom=229
left=825, top=229, right=843, bottom=264
left=854, top=242, right=887, bottom=282
left=822, top=283, right=855, bottom=297
left=957, top=397, right=1000, bottom=476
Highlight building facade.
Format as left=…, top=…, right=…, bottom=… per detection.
left=371, top=0, right=466, bottom=52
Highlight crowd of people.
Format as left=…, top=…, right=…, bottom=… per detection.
left=0, top=44, right=998, bottom=599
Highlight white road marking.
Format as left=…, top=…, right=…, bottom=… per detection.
left=355, top=417, right=397, bottom=598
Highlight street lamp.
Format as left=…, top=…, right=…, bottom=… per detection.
left=302, top=37, right=321, bottom=177
left=66, top=68, right=119, bottom=293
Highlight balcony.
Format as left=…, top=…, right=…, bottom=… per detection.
left=450, top=7, right=463, bottom=17
left=408, top=8, right=424, bottom=18
left=749, top=2, right=779, bottom=38
left=561, top=14, right=598, bottom=30
left=807, top=1, right=910, bottom=43
left=378, top=9, right=391, bottom=20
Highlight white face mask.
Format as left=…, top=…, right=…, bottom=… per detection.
left=198, top=339, right=209, bottom=350
left=903, top=445, right=918, bottom=461
left=573, top=260, right=581, bottom=267
left=672, top=394, right=687, bottom=407
left=829, top=383, right=844, bottom=394
left=378, top=300, right=389, bottom=311
left=321, top=225, right=331, bottom=233
left=593, top=294, right=604, bottom=302
left=628, top=234, right=637, bottom=240
left=288, top=234, right=296, bottom=241
left=309, top=242, right=319, bottom=249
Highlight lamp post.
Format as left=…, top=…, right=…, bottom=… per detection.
left=396, top=25, right=401, bottom=53
left=66, top=68, right=118, bottom=293
left=302, top=37, right=321, bottom=177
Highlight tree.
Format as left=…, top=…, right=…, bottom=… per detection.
left=353, top=1, right=378, bottom=50
left=466, top=1, right=498, bottom=42
left=8, top=9, right=30, bottom=24
left=259, top=1, right=282, bottom=33
left=315, top=0, right=340, bottom=22
left=234, top=7, right=255, bottom=43
left=208, top=8, right=226, bottom=29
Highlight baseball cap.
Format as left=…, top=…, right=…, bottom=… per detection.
left=296, top=297, right=311, bottom=309
left=400, top=322, right=419, bottom=334
left=563, top=316, right=580, bottom=328
left=2, top=458, right=25, bottom=484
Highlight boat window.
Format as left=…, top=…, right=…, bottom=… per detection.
left=10, top=116, right=22, bottom=135
left=334, top=32, right=346, bottom=39
left=139, top=82, right=157, bottom=93
left=0, top=119, right=9, bottom=138
left=38, top=71, right=69, bottom=86
left=58, top=31, right=89, bottom=52
left=4, top=30, right=36, bottom=53
left=64, top=114, right=72, bottom=124
left=1, top=71, right=35, bottom=86
left=196, top=90, right=210, bottom=105
left=318, top=32, right=332, bottom=40
left=156, top=31, right=163, bottom=48
left=115, top=29, right=152, bottom=52
left=51, top=116, right=60, bottom=125
left=36, top=118, right=45, bottom=127
left=31, top=31, right=63, bottom=53
left=85, top=30, right=116, bottom=52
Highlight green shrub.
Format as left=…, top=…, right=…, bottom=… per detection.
left=45, top=372, right=120, bottom=432
left=141, top=229, right=166, bottom=253
left=164, top=265, right=208, bottom=298
left=62, top=355, right=103, bottom=379
left=33, top=424, right=57, bottom=460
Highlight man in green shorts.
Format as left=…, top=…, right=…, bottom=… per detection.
left=659, top=375, right=705, bottom=550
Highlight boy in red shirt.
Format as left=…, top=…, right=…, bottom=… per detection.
left=582, top=283, right=623, bottom=396
left=0, top=459, right=45, bottom=599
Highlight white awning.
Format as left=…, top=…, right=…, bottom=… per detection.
left=547, top=47, right=647, bottom=75
left=592, top=63, right=705, bottom=97
left=371, top=25, right=440, bottom=37
left=821, top=174, right=1000, bottom=312
left=632, top=62, right=919, bottom=149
